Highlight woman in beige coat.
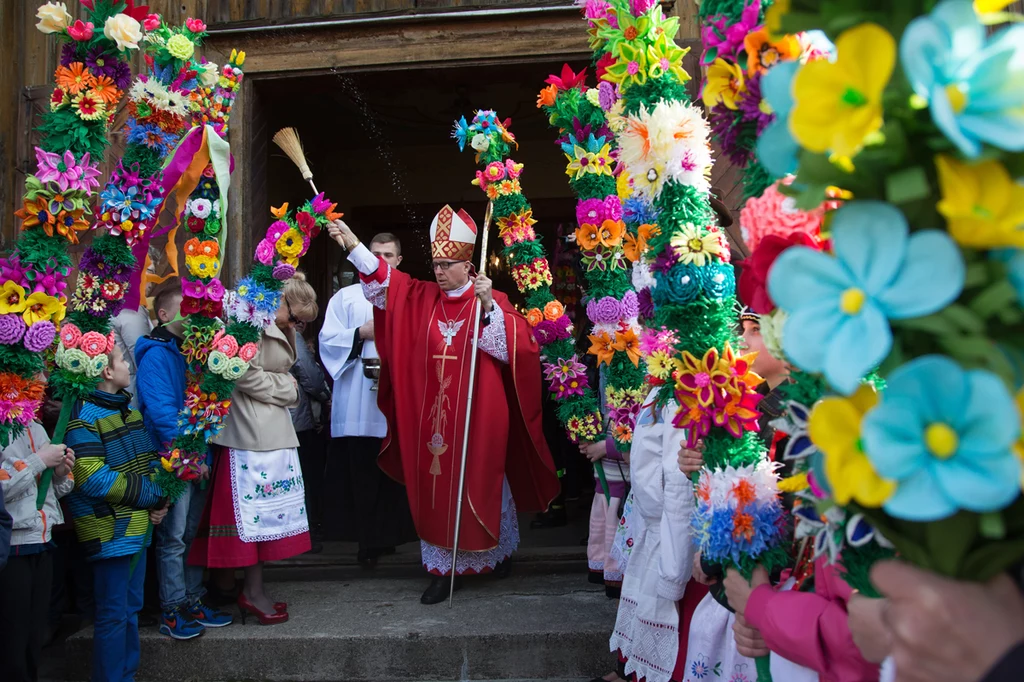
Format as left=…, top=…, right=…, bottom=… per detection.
left=190, top=275, right=320, bottom=625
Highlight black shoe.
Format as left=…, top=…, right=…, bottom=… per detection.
left=605, top=584, right=622, bottom=599
left=588, top=571, right=605, bottom=585
left=420, top=576, right=461, bottom=605
left=529, top=505, right=568, bottom=529
left=357, top=548, right=379, bottom=569
left=307, top=539, right=324, bottom=555
left=494, top=559, right=512, bottom=579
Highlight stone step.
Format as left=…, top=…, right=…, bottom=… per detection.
left=62, top=572, right=619, bottom=681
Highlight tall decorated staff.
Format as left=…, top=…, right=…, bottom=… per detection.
left=537, top=67, right=647, bottom=459
left=49, top=15, right=224, bottom=503
left=453, top=111, right=604, bottom=445
left=7, top=2, right=145, bottom=505
left=151, top=49, right=246, bottom=499
left=697, top=0, right=898, bottom=595
left=582, top=0, right=789, bottom=679
left=757, top=0, right=1024, bottom=615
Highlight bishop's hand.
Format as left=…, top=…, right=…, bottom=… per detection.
left=328, top=219, right=359, bottom=251
left=473, top=273, right=494, bottom=312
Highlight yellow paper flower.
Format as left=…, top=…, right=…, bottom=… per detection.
left=0, top=282, right=27, bottom=315
left=647, top=35, right=691, bottom=83
left=669, top=224, right=724, bottom=267
left=975, top=0, right=1015, bottom=11
left=702, top=58, right=747, bottom=110
left=790, top=23, right=895, bottom=158
left=646, top=351, right=678, bottom=380
left=22, top=292, right=64, bottom=326
left=186, top=255, right=221, bottom=279
left=276, top=229, right=304, bottom=259
left=167, top=34, right=195, bottom=60
left=935, top=155, right=1024, bottom=249
left=808, top=385, right=896, bottom=507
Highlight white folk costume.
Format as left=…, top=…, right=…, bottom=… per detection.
left=346, top=206, right=559, bottom=577
left=683, top=594, right=757, bottom=682
left=610, top=390, right=695, bottom=682
left=320, top=280, right=416, bottom=556
left=588, top=438, right=629, bottom=592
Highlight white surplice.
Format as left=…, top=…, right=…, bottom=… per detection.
left=319, top=283, right=387, bottom=439
left=610, top=389, right=695, bottom=682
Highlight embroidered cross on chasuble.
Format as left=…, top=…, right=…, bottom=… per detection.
left=361, top=259, right=560, bottom=555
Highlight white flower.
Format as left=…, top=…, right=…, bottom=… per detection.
left=585, top=88, right=601, bottom=106
left=619, top=101, right=712, bottom=199
left=190, top=198, right=213, bottom=219
left=199, top=63, right=220, bottom=88
left=211, top=199, right=221, bottom=218
left=128, top=79, right=148, bottom=103
left=36, top=2, right=71, bottom=34
left=104, top=14, right=143, bottom=51
left=470, top=133, right=490, bottom=152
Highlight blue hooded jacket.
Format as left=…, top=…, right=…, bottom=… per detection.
left=134, top=326, right=194, bottom=462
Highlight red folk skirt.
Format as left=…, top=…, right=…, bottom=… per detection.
left=188, top=446, right=310, bottom=568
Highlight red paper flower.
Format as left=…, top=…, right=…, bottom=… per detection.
left=185, top=17, right=206, bottom=32
left=545, top=64, right=588, bottom=92
left=68, top=20, right=94, bottom=41
left=737, top=232, right=819, bottom=315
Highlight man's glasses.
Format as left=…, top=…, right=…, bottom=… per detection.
left=432, top=261, right=466, bottom=271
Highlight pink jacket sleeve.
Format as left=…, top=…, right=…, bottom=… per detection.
left=743, top=557, right=880, bottom=682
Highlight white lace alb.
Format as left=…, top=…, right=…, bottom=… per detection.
left=420, top=497, right=519, bottom=575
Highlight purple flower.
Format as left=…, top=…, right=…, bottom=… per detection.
left=0, top=256, right=27, bottom=288
left=533, top=320, right=558, bottom=346
left=35, top=148, right=83, bottom=192
left=77, top=250, right=107, bottom=277
left=608, top=401, right=640, bottom=426
left=311, top=192, right=333, bottom=214
left=0, top=315, right=26, bottom=345
left=598, top=81, right=618, bottom=111
left=621, top=290, right=639, bottom=319
left=630, top=0, right=655, bottom=16
left=651, top=246, right=679, bottom=274
left=85, top=47, right=118, bottom=80
left=23, top=321, right=56, bottom=352
left=709, top=104, right=750, bottom=167
left=544, top=356, right=587, bottom=383
left=60, top=44, right=78, bottom=67
left=553, top=315, right=573, bottom=339
left=550, top=374, right=586, bottom=399
left=587, top=296, right=624, bottom=325
left=577, top=198, right=606, bottom=226
left=273, top=262, right=296, bottom=280
left=638, top=288, right=654, bottom=318
left=737, top=72, right=773, bottom=134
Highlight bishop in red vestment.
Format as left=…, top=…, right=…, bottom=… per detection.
left=328, top=206, right=560, bottom=604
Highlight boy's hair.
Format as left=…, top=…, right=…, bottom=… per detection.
left=370, top=232, right=401, bottom=255
left=283, top=272, right=318, bottom=323
left=152, top=278, right=182, bottom=318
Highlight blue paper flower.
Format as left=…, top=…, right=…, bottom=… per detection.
left=862, top=355, right=1022, bottom=521
left=768, top=201, right=965, bottom=394
left=653, top=263, right=703, bottom=305
left=992, top=249, right=1024, bottom=305
left=623, top=196, right=659, bottom=225
left=451, top=116, right=470, bottom=151
left=756, top=61, right=801, bottom=179
left=900, top=0, right=1024, bottom=158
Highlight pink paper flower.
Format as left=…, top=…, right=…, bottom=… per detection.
left=60, top=323, right=82, bottom=349
left=79, top=331, right=108, bottom=358
left=68, top=20, right=94, bottom=41
left=106, top=331, right=116, bottom=353
left=265, top=220, right=290, bottom=244
left=143, top=13, right=160, bottom=31
left=35, top=148, right=82, bottom=192
left=255, top=239, right=275, bottom=266
left=238, top=342, right=258, bottom=362
left=739, top=180, right=826, bottom=253
left=185, top=17, right=206, bottom=32
left=213, top=334, right=239, bottom=358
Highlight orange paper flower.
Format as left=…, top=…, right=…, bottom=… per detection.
left=270, top=203, right=289, bottom=218
left=526, top=308, right=544, bottom=327
left=612, top=328, right=642, bottom=367
left=537, top=84, right=558, bottom=108
left=543, top=300, right=565, bottom=321
left=55, top=62, right=96, bottom=95
left=89, top=76, right=121, bottom=106
left=588, top=332, right=616, bottom=366
left=599, top=219, right=625, bottom=247
left=576, top=223, right=602, bottom=250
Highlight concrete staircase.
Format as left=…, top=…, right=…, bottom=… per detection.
left=60, top=550, right=619, bottom=681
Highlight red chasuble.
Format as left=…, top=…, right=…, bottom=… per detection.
left=362, top=260, right=559, bottom=553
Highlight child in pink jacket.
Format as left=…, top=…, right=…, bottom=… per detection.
left=725, top=554, right=881, bottom=682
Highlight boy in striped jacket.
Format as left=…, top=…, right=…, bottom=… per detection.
left=66, top=345, right=169, bottom=682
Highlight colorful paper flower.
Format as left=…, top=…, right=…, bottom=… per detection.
left=790, top=23, right=895, bottom=158
left=646, top=34, right=690, bottom=83
left=744, top=29, right=801, bottom=75
left=588, top=331, right=616, bottom=366
left=768, top=201, right=965, bottom=394
left=900, top=0, right=1024, bottom=158
left=739, top=179, right=826, bottom=253
left=669, top=223, right=725, bottom=267
left=0, top=315, right=26, bottom=345
left=862, top=355, right=1022, bottom=521
left=603, top=43, right=649, bottom=89
left=739, top=232, right=821, bottom=315
left=186, top=255, right=221, bottom=279
left=612, top=328, right=642, bottom=367
left=702, top=58, right=746, bottom=111
left=935, top=155, right=1024, bottom=249
left=809, top=385, right=895, bottom=508
left=21, top=292, right=64, bottom=326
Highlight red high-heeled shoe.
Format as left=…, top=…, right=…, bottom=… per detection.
left=237, top=594, right=289, bottom=625
left=274, top=602, right=287, bottom=613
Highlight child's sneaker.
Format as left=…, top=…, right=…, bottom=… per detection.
left=188, top=599, right=234, bottom=628
left=158, top=607, right=205, bottom=640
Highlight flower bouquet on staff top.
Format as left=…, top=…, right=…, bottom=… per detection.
left=749, top=0, right=1024, bottom=589
left=4, top=2, right=147, bottom=506
left=537, top=65, right=647, bottom=457
left=580, top=1, right=790, bottom=678
left=453, top=110, right=605, bottom=446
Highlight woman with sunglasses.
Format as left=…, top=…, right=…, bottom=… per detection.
left=190, top=274, right=320, bottom=625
